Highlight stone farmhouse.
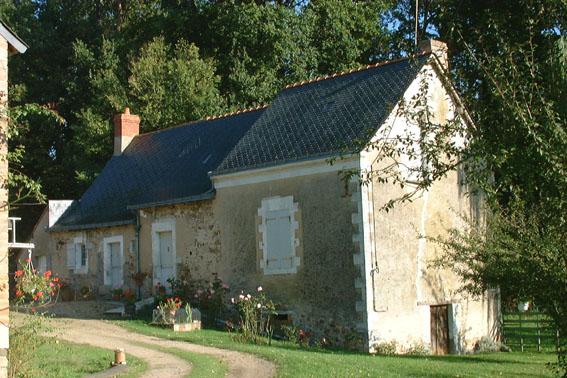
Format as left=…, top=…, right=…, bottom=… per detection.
left=27, top=40, right=499, bottom=354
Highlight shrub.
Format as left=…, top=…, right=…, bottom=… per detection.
left=406, top=340, right=431, bottom=355
left=372, top=340, right=399, bottom=355
left=193, top=275, right=230, bottom=322
left=475, top=336, right=510, bottom=353
left=230, top=286, right=276, bottom=345
left=315, top=318, right=362, bottom=350
left=8, top=311, right=53, bottom=378
left=281, top=324, right=300, bottom=344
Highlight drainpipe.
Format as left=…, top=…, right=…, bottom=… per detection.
left=131, top=210, right=141, bottom=300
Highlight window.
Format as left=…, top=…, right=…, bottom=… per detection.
left=258, top=196, right=301, bottom=275
left=67, top=236, right=88, bottom=274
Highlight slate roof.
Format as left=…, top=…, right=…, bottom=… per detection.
left=50, top=53, right=430, bottom=231
left=50, top=109, right=264, bottom=230
left=213, top=54, right=429, bottom=174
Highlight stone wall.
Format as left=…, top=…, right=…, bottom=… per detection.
left=0, top=34, right=9, bottom=377
left=138, top=199, right=221, bottom=287
left=31, top=200, right=220, bottom=299
left=214, top=171, right=360, bottom=331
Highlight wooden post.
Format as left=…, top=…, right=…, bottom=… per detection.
left=536, top=310, right=541, bottom=352
left=519, top=312, right=524, bottom=352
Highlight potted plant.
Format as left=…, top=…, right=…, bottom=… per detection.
left=111, top=286, right=123, bottom=301
left=124, top=289, right=136, bottom=315
left=58, top=280, right=74, bottom=301
left=159, top=297, right=182, bottom=324
left=133, top=272, right=147, bottom=287
left=80, top=285, right=92, bottom=300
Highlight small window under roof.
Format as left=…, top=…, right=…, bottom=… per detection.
left=202, top=154, right=213, bottom=164
left=321, top=101, right=335, bottom=113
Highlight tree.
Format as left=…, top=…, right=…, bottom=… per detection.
left=129, top=37, right=224, bottom=132
left=376, top=1, right=567, bottom=372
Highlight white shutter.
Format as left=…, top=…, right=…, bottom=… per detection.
left=66, top=244, right=76, bottom=268
left=265, top=210, right=293, bottom=271
left=103, top=245, right=111, bottom=285
left=75, top=244, right=82, bottom=269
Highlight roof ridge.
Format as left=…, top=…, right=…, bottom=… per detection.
left=283, top=52, right=430, bottom=90
left=139, top=104, right=269, bottom=137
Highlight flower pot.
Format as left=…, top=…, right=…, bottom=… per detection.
left=60, top=287, right=74, bottom=301
left=165, top=309, right=177, bottom=324
left=517, top=300, right=530, bottom=312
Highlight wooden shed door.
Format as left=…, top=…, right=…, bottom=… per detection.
left=430, top=305, right=450, bottom=355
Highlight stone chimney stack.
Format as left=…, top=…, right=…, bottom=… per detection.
left=418, top=39, right=448, bottom=71
left=113, top=107, right=139, bottom=156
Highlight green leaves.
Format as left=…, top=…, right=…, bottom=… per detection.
left=129, top=37, right=224, bottom=132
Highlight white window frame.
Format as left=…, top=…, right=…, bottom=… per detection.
left=103, top=235, right=124, bottom=287
left=151, top=219, right=176, bottom=287
left=258, top=196, right=300, bottom=275
left=73, top=236, right=88, bottom=274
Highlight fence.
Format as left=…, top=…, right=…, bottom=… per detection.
left=501, top=307, right=563, bottom=352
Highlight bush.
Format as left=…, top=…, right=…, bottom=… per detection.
left=475, top=336, right=510, bottom=353
left=8, top=311, right=53, bottom=378
left=230, top=286, right=276, bottom=345
left=193, top=275, right=230, bottom=322
left=372, top=340, right=399, bottom=355
left=406, top=340, right=431, bottom=355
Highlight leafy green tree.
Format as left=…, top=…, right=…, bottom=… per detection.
left=129, top=37, right=225, bottom=132
left=377, top=1, right=567, bottom=372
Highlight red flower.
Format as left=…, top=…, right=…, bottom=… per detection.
left=53, top=277, right=59, bottom=282
left=14, top=270, right=23, bottom=277
left=25, top=258, right=31, bottom=263
left=51, top=292, right=55, bottom=296
left=37, top=292, right=43, bottom=297
left=43, top=270, right=52, bottom=276
left=30, top=308, right=35, bottom=312
left=15, top=290, right=22, bottom=296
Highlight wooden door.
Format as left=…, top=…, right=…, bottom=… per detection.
left=431, top=305, right=450, bottom=355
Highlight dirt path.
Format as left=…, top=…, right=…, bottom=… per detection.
left=46, top=301, right=276, bottom=378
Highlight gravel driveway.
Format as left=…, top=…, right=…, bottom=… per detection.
left=43, top=300, right=276, bottom=378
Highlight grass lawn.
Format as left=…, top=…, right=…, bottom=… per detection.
left=29, top=337, right=147, bottom=378
left=117, top=319, right=556, bottom=378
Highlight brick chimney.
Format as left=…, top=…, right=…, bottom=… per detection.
left=418, top=39, right=448, bottom=71
left=113, top=107, right=139, bottom=156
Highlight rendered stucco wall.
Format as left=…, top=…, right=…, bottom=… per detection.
left=361, top=63, right=498, bottom=352
left=0, top=34, right=9, bottom=377
left=214, top=171, right=360, bottom=330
